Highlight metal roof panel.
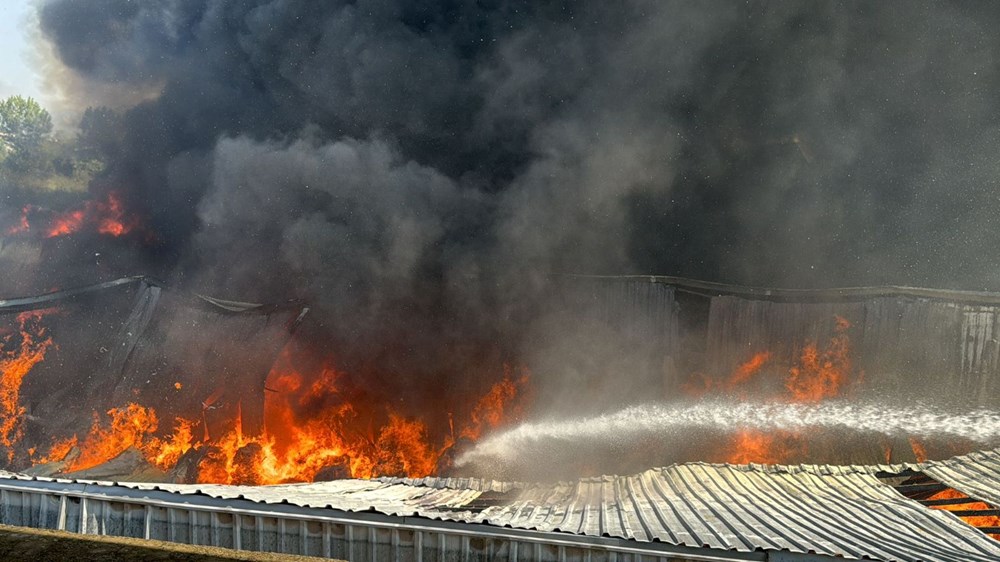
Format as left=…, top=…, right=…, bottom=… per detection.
left=5, top=451, right=1000, bottom=561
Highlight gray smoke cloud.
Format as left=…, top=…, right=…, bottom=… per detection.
left=28, top=1, right=1000, bottom=412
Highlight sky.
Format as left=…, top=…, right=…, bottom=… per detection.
left=0, top=0, right=43, bottom=101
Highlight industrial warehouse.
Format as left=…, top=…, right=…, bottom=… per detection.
left=5, top=2, right=1000, bottom=561
left=0, top=276, right=998, bottom=560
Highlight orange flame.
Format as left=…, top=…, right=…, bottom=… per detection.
left=0, top=310, right=54, bottom=462
left=46, top=209, right=86, bottom=238
left=724, top=316, right=854, bottom=464
left=5, top=206, right=31, bottom=236
left=785, top=316, right=852, bottom=402
left=36, top=436, right=77, bottom=464
left=64, top=403, right=160, bottom=472
left=459, top=365, right=529, bottom=441
left=726, top=430, right=795, bottom=464
left=145, top=417, right=196, bottom=470
left=925, top=488, right=1000, bottom=540
left=366, top=414, right=438, bottom=478
left=909, top=437, right=929, bottom=463
left=38, top=357, right=529, bottom=484
left=683, top=351, right=772, bottom=396
left=45, top=192, right=140, bottom=239
left=728, top=351, right=772, bottom=388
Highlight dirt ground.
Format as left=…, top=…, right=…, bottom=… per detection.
left=0, top=524, right=338, bottom=561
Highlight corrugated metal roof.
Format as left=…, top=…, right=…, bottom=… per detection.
left=468, top=463, right=1000, bottom=561
left=922, top=449, right=1000, bottom=507
left=6, top=452, right=1000, bottom=561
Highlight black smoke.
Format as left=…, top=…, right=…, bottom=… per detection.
left=28, top=1, right=1000, bottom=410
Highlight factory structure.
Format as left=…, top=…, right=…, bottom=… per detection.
left=1, top=275, right=1000, bottom=560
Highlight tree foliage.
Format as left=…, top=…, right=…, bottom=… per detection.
left=0, top=97, right=108, bottom=190
left=0, top=96, right=53, bottom=158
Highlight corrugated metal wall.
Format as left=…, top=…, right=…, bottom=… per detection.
left=541, top=277, right=681, bottom=405
left=705, top=295, right=1000, bottom=408
left=570, top=276, right=1000, bottom=408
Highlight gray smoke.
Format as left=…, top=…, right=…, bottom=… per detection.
left=28, top=1, right=1000, bottom=413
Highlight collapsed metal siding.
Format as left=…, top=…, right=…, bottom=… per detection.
left=4, top=453, right=1000, bottom=561
left=0, top=277, right=305, bottom=460
left=922, top=449, right=1000, bottom=507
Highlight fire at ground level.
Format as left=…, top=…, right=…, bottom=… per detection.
left=8, top=308, right=530, bottom=485
left=1, top=275, right=1000, bottom=485
left=0, top=277, right=530, bottom=486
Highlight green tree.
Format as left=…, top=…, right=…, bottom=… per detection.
left=0, top=96, right=54, bottom=179
left=0, top=98, right=105, bottom=190
left=0, top=96, right=53, bottom=158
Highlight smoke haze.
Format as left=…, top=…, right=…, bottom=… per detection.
left=19, top=1, right=1000, bottom=414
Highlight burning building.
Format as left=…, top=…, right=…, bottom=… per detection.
left=0, top=274, right=528, bottom=486
left=9, top=272, right=1000, bottom=487
left=458, top=276, right=1000, bottom=479
left=4, top=0, right=1000, bottom=559
left=0, top=276, right=306, bottom=478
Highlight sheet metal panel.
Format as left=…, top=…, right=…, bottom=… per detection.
left=0, top=476, right=772, bottom=562
left=5, top=452, right=1000, bottom=561
left=472, top=464, right=1000, bottom=562
left=922, top=449, right=1000, bottom=507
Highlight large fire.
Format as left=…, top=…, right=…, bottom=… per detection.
left=0, top=192, right=540, bottom=484
left=22, top=335, right=529, bottom=484
left=0, top=301, right=948, bottom=484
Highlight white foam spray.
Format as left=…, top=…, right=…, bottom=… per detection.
left=456, top=399, right=1000, bottom=467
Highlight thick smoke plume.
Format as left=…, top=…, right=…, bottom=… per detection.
left=22, top=1, right=1000, bottom=416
